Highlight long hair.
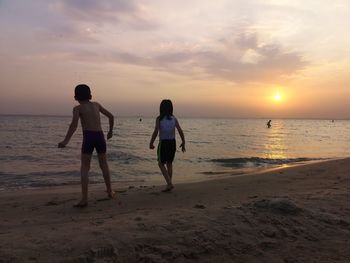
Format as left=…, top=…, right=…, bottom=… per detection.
left=159, top=99, right=173, bottom=120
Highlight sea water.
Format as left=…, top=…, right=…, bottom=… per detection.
left=1, top=115, right=350, bottom=190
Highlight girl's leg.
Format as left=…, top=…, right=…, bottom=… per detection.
left=77, top=154, right=92, bottom=206
left=166, top=162, right=173, bottom=184
left=97, top=153, right=114, bottom=198
left=158, top=162, right=172, bottom=186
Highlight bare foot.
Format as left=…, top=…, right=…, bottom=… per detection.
left=108, top=191, right=116, bottom=199
left=162, top=185, right=174, bottom=192
left=74, top=200, right=87, bottom=208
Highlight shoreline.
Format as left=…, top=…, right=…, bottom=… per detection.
left=1, top=157, right=350, bottom=262
left=0, top=157, right=336, bottom=194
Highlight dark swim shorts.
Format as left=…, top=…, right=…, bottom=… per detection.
left=157, top=139, right=176, bottom=164
left=82, top=130, right=106, bottom=154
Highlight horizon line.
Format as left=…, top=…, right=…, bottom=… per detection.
left=0, top=113, right=347, bottom=121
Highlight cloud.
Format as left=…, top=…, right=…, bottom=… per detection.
left=23, top=0, right=159, bottom=45
left=66, top=30, right=307, bottom=83
left=53, top=0, right=158, bottom=30
left=1, top=1, right=306, bottom=84
left=36, top=23, right=100, bottom=43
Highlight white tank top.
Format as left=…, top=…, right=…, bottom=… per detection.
left=159, top=116, right=176, bottom=140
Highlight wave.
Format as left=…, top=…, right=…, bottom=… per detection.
left=107, top=151, right=149, bottom=163
left=211, top=157, right=322, bottom=168
left=0, top=155, right=43, bottom=162
left=0, top=170, right=102, bottom=190
left=188, top=140, right=211, bottom=144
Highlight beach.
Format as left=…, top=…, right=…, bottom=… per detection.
left=2, top=1, right=350, bottom=262
left=1, top=158, right=350, bottom=262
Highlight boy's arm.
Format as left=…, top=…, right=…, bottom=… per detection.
left=149, top=118, right=159, bottom=149
left=175, top=118, right=186, bottom=152
left=58, top=107, right=79, bottom=148
left=99, top=103, right=114, bottom=140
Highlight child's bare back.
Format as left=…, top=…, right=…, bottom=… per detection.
left=77, top=101, right=103, bottom=131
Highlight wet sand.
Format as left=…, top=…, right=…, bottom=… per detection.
left=1, top=158, right=350, bottom=262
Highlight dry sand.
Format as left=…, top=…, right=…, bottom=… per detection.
left=1, top=158, right=350, bottom=262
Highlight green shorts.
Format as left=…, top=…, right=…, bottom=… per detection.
left=157, top=139, right=176, bottom=164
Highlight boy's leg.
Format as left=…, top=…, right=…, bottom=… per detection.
left=97, top=153, right=114, bottom=198
left=78, top=153, right=92, bottom=206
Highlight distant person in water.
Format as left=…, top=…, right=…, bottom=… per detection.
left=149, top=99, right=186, bottom=192
left=58, top=84, right=115, bottom=207
left=267, top=120, right=272, bottom=128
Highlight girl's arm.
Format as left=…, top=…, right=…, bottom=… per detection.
left=175, top=118, right=186, bottom=152
left=58, top=107, right=79, bottom=147
left=149, top=118, right=160, bottom=149
left=98, top=103, right=114, bottom=140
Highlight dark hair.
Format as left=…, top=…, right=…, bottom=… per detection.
left=74, top=84, right=92, bottom=101
left=159, top=99, right=173, bottom=120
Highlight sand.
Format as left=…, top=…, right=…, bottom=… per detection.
left=1, top=158, right=350, bottom=262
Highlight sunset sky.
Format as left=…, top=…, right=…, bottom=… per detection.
left=1, top=0, right=349, bottom=118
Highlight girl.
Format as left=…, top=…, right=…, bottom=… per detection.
left=149, top=99, right=186, bottom=192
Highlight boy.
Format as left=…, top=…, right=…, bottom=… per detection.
left=58, top=84, right=115, bottom=207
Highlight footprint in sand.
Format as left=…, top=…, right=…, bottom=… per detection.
left=69, top=246, right=118, bottom=263
left=91, top=231, right=103, bottom=236
left=91, top=246, right=118, bottom=259
left=194, top=204, right=206, bottom=209
left=46, top=198, right=75, bottom=206
left=96, top=197, right=111, bottom=202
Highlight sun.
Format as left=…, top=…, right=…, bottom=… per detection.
left=274, top=93, right=282, bottom=101
left=271, top=91, right=283, bottom=103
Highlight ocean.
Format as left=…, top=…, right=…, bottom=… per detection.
left=1, top=115, right=349, bottom=190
